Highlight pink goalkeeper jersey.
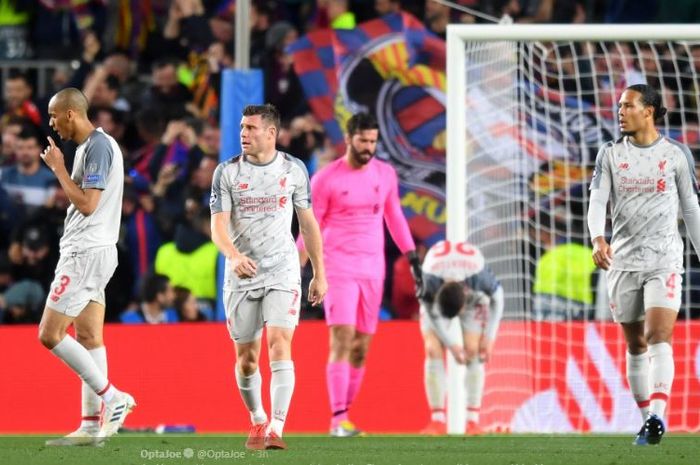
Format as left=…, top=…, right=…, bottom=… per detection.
left=309, top=156, right=415, bottom=279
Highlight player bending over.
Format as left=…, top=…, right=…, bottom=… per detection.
left=418, top=240, right=503, bottom=435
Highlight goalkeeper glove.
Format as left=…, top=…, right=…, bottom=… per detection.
left=407, top=250, right=423, bottom=298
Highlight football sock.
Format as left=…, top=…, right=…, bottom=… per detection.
left=466, top=359, right=485, bottom=423
left=327, top=361, right=350, bottom=427
left=80, top=346, right=108, bottom=431
left=424, top=358, right=446, bottom=421
left=269, top=360, right=295, bottom=436
left=347, top=365, right=365, bottom=407
left=51, top=335, right=115, bottom=402
left=648, top=342, right=674, bottom=418
left=235, top=367, right=267, bottom=425
left=626, top=351, right=650, bottom=421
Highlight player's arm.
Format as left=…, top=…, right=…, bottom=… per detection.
left=587, top=144, right=613, bottom=269
left=293, top=158, right=327, bottom=305
left=297, top=206, right=327, bottom=305
left=41, top=136, right=103, bottom=216
left=209, top=163, right=256, bottom=277
left=296, top=171, right=329, bottom=265
left=382, top=165, right=423, bottom=291
left=676, top=145, right=700, bottom=256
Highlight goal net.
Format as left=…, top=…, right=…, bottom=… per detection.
left=447, top=24, right=700, bottom=433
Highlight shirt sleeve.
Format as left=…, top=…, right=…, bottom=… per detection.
left=82, top=136, right=114, bottom=189
left=291, top=157, right=311, bottom=209
left=296, top=169, right=329, bottom=251
left=382, top=164, right=415, bottom=253
left=675, top=144, right=700, bottom=258
left=210, top=163, right=232, bottom=214
left=587, top=144, right=612, bottom=241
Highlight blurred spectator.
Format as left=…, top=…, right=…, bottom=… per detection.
left=424, top=0, right=449, bottom=39
left=8, top=223, right=58, bottom=290
left=140, top=58, right=192, bottom=121
left=250, top=1, right=274, bottom=69
left=327, top=0, right=356, bottom=29
left=0, top=185, right=19, bottom=250
left=263, top=22, right=308, bottom=120
left=128, top=107, right=165, bottom=191
left=32, top=0, right=107, bottom=60
left=84, top=68, right=131, bottom=112
left=0, top=252, right=12, bottom=292
left=121, top=185, right=161, bottom=297
left=0, top=115, right=29, bottom=166
left=0, top=279, right=44, bottom=324
left=375, top=0, right=402, bottom=16
left=0, top=0, right=32, bottom=59
left=154, top=209, right=217, bottom=305
left=1, top=70, right=42, bottom=128
left=0, top=126, right=56, bottom=215
left=173, top=285, right=208, bottom=322
left=121, top=273, right=178, bottom=324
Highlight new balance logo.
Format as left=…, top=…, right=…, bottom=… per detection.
left=288, top=308, right=297, bottom=316
left=618, top=163, right=629, bottom=170
left=238, top=183, right=248, bottom=190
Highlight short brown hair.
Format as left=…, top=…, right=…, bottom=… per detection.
left=243, top=104, right=281, bottom=133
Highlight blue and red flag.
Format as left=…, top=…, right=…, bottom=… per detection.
left=288, top=12, right=447, bottom=245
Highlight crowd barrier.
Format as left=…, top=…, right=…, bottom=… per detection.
left=1, top=321, right=699, bottom=433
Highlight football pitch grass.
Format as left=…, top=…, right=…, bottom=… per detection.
left=1, top=433, right=698, bottom=465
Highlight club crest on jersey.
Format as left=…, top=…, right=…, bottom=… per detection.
left=659, top=160, right=667, bottom=172
left=279, top=177, right=287, bottom=189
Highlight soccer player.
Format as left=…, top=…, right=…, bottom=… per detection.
left=588, top=84, right=700, bottom=445
left=210, top=104, right=327, bottom=450
left=302, top=112, right=421, bottom=436
left=37, top=88, right=134, bottom=446
left=418, top=240, right=504, bottom=435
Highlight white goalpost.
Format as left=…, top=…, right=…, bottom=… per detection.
left=446, top=24, right=700, bottom=434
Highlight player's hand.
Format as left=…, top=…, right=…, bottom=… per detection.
left=307, top=274, right=327, bottom=306
left=230, top=252, right=257, bottom=279
left=41, top=137, right=65, bottom=173
left=479, top=337, right=494, bottom=363
left=448, top=344, right=467, bottom=364
left=408, top=250, right=424, bottom=298
left=592, top=237, right=613, bottom=270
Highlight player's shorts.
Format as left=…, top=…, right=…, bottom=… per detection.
left=323, top=277, right=383, bottom=334
left=224, top=284, right=301, bottom=344
left=46, top=246, right=118, bottom=317
left=606, top=269, right=682, bottom=323
left=419, top=303, right=488, bottom=337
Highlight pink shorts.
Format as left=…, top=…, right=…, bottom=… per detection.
left=324, top=277, right=384, bottom=334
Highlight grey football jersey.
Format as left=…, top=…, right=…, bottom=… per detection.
left=59, top=128, right=124, bottom=253
left=590, top=136, right=698, bottom=271
left=210, top=151, right=311, bottom=291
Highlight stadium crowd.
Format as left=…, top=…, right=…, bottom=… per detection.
left=1, top=0, right=699, bottom=324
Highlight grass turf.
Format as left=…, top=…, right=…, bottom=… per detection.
left=0, top=434, right=699, bottom=465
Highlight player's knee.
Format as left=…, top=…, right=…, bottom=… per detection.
left=424, top=341, right=443, bottom=359
left=268, top=340, right=291, bottom=361
left=350, top=347, right=367, bottom=366
left=237, top=356, right=259, bottom=375
left=38, top=325, right=61, bottom=349
left=75, top=331, right=102, bottom=349
left=645, top=329, right=671, bottom=345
